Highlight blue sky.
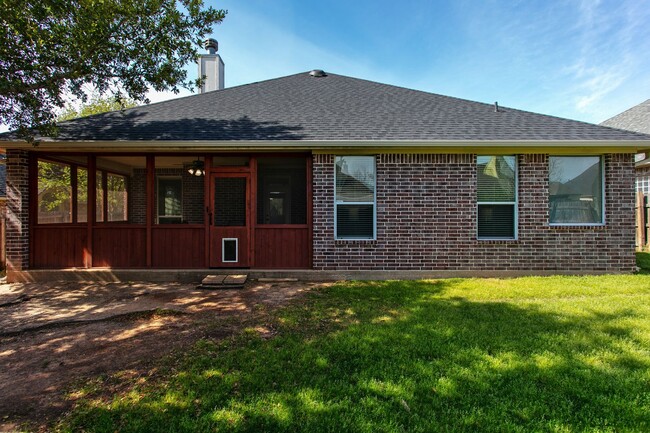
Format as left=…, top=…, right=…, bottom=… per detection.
left=151, top=0, right=650, bottom=124
left=3, top=0, right=647, bottom=133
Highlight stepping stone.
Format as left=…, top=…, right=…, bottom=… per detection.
left=199, top=274, right=248, bottom=290
left=224, top=274, right=247, bottom=285
left=202, top=275, right=226, bottom=285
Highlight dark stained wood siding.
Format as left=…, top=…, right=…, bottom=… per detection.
left=209, top=226, right=249, bottom=267
left=152, top=226, right=205, bottom=268
left=92, top=226, right=146, bottom=268
left=33, top=226, right=87, bottom=268
left=254, top=226, right=309, bottom=268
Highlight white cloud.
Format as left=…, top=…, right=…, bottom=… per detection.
left=575, top=67, right=627, bottom=111
left=563, top=0, right=650, bottom=119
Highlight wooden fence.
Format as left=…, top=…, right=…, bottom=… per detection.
left=636, top=192, right=650, bottom=251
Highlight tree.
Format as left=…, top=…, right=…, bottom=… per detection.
left=57, top=94, right=138, bottom=121
left=0, top=0, right=226, bottom=142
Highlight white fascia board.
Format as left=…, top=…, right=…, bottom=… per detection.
left=1, top=139, right=649, bottom=153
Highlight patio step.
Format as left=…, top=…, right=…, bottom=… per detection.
left=198, top=274, right=248, bottom=289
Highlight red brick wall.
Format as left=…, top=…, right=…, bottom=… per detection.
left=6, top=149, right=30, bottom=271
left=313, top=153, right=636, bottom=272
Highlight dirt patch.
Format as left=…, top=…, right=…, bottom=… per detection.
left=0, top=280, right=324, bottom=431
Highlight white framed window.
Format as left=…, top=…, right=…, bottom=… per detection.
left=157, top=176, right=182, bottom=224
left=549, top=156, right=604, bottom=225
left=334, top=156, right=376, bottom=240
left=477, top=155, right=517, bottom=239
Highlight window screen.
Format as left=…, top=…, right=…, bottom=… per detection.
left=335, top=156, right=375, bottom=239
left=214, top=177, right=246, bottom=227
left=77, top=168, right=88, bottom=223
left=96, top=170, right=104, bottom=222
left=107, top=173, right=127, bottom=222
left=477, top=156, right=517, bottom=239
left=257, top=157, right=307, bottom=224
left=37, top=160, right=72, bottom=224
left=157, top=177, right=182, bottom=224
left=549, top=156, right=603, bottom=224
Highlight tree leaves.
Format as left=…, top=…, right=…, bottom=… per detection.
left=57, top=93, right=137, bottom=121
left=0, top=0, right=226, bottom=142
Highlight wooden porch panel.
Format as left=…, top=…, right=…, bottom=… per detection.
left=152, top=226, right=205, bottom=268
left=92, top=226, right=146, bottom=268
left=209, top=226, right=249, bottom=267
left=32, top=226, right=87, bottom=268
left=254, top=226, right=310, bottom=268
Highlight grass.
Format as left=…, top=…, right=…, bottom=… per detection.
left=57, top=275, right=650, bottom=432
left=636, top=252, right=650, bottom=271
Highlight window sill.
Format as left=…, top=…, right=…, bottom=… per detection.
left=335, top=239, right=377, bottom=244
left=477, top=238, right=518, bottom=243
left=549, top=223, right=606, bottom=229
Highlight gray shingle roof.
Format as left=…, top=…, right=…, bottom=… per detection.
left=600, top=99, right=650, bottom=135
left=3, top=72, right=650, bottom=143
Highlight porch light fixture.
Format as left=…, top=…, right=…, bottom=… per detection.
left=188, top=158, right=205, bottom=176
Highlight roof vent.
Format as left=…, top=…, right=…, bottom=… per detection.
left=309, top=69, right=327, bottom=77
left=205, top=38, right=218, bottom=55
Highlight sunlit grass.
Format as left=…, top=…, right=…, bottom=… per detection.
left=58, top=275, right=650, bottom=432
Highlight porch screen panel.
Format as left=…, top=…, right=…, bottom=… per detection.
left=77, top=168, right=88, bottom=223
left=37, top=160, right=72, bottom=224
left=335, top=156, right=376, bottom=240
left=477, top=156, right=517, bottom=239
left=157, top=177, right=182, bottom=224
left=153, top=156, right=205, bottom=225
left=107, top=174, right=127, bottom=222
left=96, top=171, right=104, bottom=222
left=215, top=177, right=246, bottom=226
left=257, top=157, right=307, bottom=225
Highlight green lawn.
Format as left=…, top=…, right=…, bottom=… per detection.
left=58, top=276, right=650, bottom=433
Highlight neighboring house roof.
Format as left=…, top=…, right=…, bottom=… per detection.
left=600, top=99, right=650, bottom=134
left=600, top=99, right=650, bottom=168
left=2, top=72, right=650, bottom=148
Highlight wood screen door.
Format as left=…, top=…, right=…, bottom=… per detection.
left=209, top=173, right=250, bottom=267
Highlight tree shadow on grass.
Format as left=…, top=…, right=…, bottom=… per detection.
left=61, top=280, right=650, bottom=433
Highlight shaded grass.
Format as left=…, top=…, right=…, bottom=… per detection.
left=58, top=276, right=650, bottom=432
left=636, top=252, right=650, bottom=272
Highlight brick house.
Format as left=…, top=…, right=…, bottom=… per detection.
left=2, top=66, right=650, bottom=281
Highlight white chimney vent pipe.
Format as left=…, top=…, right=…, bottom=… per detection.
left=198, top=38, right=224, bottom=93
left=205, top=38, right=218, bottom=54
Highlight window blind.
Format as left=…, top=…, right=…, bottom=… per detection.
left=335, top=156, right=376, bottom=239
left=477, top=156, right=517, bottom=239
